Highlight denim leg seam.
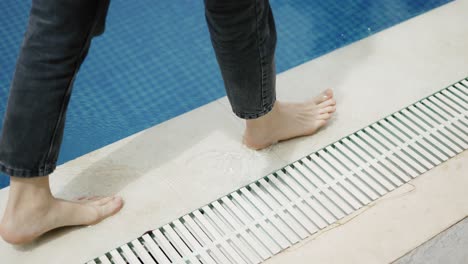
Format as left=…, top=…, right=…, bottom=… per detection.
left=253, top=0, right=268, bottom=112
left=41, top=6, right=103, bottom=173
left=233, top=103, right=274, bottom=119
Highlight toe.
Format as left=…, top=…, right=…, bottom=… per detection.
left=318, top=112, right=332, bottom=120
left=77, top=196, right=92, bottom=201
left=77, top=196, right=103, bottom=203
left=318, top=98, right=336, bottom=108
left=324, top=88, right=334, bottom=98
left=88, top=196, right=103, bottom=201
left=314, top=89, right=334, bottom=104
left=319, top=105, right=336, bottom=114
left=315, top=119, right=328, bottom=128
left=91, top=196, right=115, bottom=206
left=96, top=197, right=124, bottom=219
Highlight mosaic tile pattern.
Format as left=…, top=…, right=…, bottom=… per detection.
left=0, top=0, right=452, bottom=188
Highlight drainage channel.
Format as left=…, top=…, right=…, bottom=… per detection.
left=87, top=78, right=468, bottom=264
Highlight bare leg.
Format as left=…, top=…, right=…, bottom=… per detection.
left=0, top=176, right=123, bottom=245
left=244, top=89, right=336, bottom=149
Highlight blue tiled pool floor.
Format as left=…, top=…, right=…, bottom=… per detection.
left=0, top=0, right=451, bottom=188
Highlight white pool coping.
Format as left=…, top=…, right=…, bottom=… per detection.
left=1, top=0, right=467, bottom=263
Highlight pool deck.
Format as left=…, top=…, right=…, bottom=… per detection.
left=0, top=0, right=467, bottom=263
left=394, top=217, right=468, bottom=264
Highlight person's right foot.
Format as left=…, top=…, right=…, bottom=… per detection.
left=244, top=89, right=337, bottom=150
left=0, top=177, right=123, bottom=245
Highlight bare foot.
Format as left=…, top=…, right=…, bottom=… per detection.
left=244, top=89, right=336, bottom=150
left=0, top=176, right=123, bottom=245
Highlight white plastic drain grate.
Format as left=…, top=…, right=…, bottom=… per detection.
left=87, top=78, right=468, bottom=264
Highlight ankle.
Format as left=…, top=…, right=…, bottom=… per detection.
left=245, top=102, right=280, bottom=132
left=4, top=176, right=54, bottom=216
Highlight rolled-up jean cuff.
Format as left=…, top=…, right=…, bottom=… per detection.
left=0, top=162, right=55, bottom=177
left=233, top=99, right=276, bottom=119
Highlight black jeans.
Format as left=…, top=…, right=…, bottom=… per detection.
left=0, top=0, right=277, bottom=178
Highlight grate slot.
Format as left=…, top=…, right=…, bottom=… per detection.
left=266, top=174, right=323, bottom=232
left=221, top=196, right=281, bottom=255
left=243, top=186, right=300, bottom=245
left=195, top=209, right=245, bottom=264
left=395, top=112, right=450, bottom=161
left=460, top=80, right=468, bottom=90
left=299, top=158, right=353, bottom=215
left=450, top=86, right=468, bottom=102
left=163, top=224, right=198, bottom=263
left=141, top=233, right=170, bottom=263
left=372, top=122, right=428, bottom=175
left=364, top=127, right=417, bottom=180
left=325, top=145, right=384, bottom=198
left=387, top=115, right=444, bottom=164
left=320, top=149, right=374, bottom=203
left=378, top=119, right=434, bottom=170
left=231, top=191, right=290, bottom=250
left=452, top=84, right=468, bottom=99
left=441, top=90, right=466, bottom=112
left=435, top=93, right=463, bottom=114
left=309, top=154, right=362, bottom=211
left=320, top=150, right=372, bottom=204
left=336, top=139, right=395, bottom=192
left=346, top=134, right=405, bottom=187
left=292, top=162, right=346, bottom=220
left=410, top=105, right=463, bottom=154
left=121, top=244, right=142, bottom=264
left=350, top=131, right=416, bottom=182
left=431, top=95, right=466, bottom=123
left=88, top=78, right=468, bottom=263
left=402, top=108, right=456, bottom=157
left=250, top=182, right=305, bottom=242
left=131, top=239, right=157, bottom=264
left=174, top=220, right=216, bottom=264
left=98, top=255, right=112, bottom=264
left=214, top=200, right=270, bottom=261
left=279, top=168, right=336, bottom=225
left=258, top=178, right=313, bottom=238
left=202, top=205, right=257, bottom=264
left=414, top=102, right=467, bottom=150
left=183, top=215, right=231, bottom=263
left=109, top=249, right=127, bottom=264
left=421, top=100, right=468, bottom=139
